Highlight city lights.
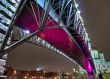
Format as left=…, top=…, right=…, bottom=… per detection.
left=36, top=68, right=41, bottom=71
left=6, top=66, right=86, bottom=79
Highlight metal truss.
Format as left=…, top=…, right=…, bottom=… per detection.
left=0, top=0, right=28, bottom=51
left=0, top=0, right=92, bottom=62
left=0, top=0, right=56, bottom=57
left=0, top=0, right=95, bottom=78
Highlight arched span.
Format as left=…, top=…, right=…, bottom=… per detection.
left=15, top=0, right=95, bottom=78
left=28, top=35, right=88, bottom=76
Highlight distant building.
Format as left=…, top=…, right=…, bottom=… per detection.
left=0, top=59, right=6, bottom=75
left=6, top=67, right=86, bottom=79
left=6, top=67, right=58, bottom=79
left=106, top=61, right=110, bottom=72
left=91, top=49, right=109, bottom=74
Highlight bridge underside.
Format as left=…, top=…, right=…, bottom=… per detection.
left=15, top=0, right=94, bottom=76
left=0, top=0, right=95, bottom=78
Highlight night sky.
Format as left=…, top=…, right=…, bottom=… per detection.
left=80, top=0, right=110, bottom=59
left=7, top=43, right=79, bottom=72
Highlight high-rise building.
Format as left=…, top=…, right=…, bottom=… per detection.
left=91, top=49, right=110, bottom=75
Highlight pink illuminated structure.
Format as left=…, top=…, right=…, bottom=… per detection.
left=0, top=0, right=95, bottom=78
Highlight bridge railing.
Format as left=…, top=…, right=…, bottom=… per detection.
left=72, top=0, right=92, bottom=51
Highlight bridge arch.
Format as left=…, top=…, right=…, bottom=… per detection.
left=6, top=42, right=88, bottom=78
left=0, top=0, right=95, bottom=78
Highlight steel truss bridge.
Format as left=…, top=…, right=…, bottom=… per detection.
left=0, top=0, right=95, bottom=78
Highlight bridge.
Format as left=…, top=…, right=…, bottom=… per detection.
left=0, top=0, right=95, bottom=78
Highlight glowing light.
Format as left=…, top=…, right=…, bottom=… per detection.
left=25, top=30, right=30, bottom=34
left=77, top=10, right=81, bottom=14
left=24, top=76, right=27, bottom=79
left=73, top=68, right=75, bottom=72
left=75, top=4, right=78, bottom=8
left=87, top=61, right=92, bottom=73
left=42, top=40, right=45, bottom=44
left=36, top=68, right=40, bottom=71
left=14, top=70, right=16, bottom=74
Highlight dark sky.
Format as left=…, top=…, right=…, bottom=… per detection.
left=80, top=0, right=110, bottom=59
left=7, top=43, right=79, bottom=72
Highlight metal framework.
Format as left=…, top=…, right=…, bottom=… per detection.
left=0, top=0, right=95, bottom=78
left=0, top=0, right=28, bottom=51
